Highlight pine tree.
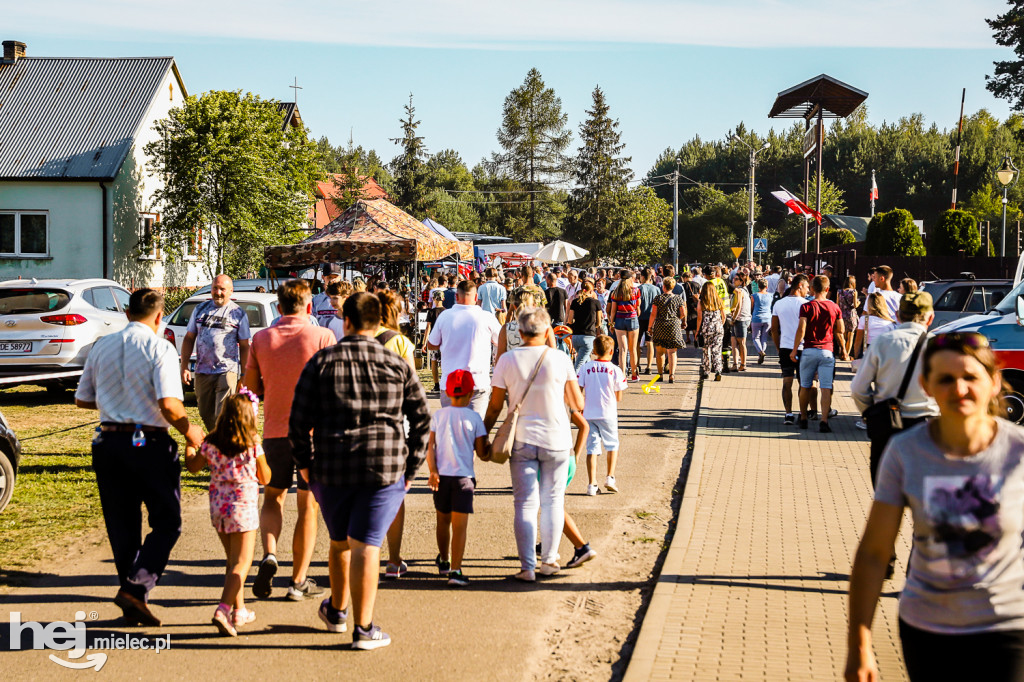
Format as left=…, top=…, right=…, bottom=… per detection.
left=987, top=1, right=1024, bottom=111
left=494, top=68, right=572, bottom=240
left=565, top=86, right=633, bottom=257
left=390, top=94, right=428, bottom=214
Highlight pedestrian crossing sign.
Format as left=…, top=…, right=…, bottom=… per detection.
left=753, top=238, right=768, bottom=253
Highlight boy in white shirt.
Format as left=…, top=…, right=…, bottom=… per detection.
left=576, top=335, right=627, bottom=495
left=427, top=369, right=489, bottom=587
left=324, top=282, right=347, bottom=341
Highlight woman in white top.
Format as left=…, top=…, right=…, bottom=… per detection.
left=730, top=274, right=752, bottom=371
left=853, top=292, right=897, bottom=359
left=485, top=306, right=585, bottom=582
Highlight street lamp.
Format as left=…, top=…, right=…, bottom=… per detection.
left=733, top=136, right=770, bottom=263
left=997, top=154, right=1019, bottom=259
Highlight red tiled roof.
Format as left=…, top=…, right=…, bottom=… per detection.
left=309, top=174, right=390, bottom=231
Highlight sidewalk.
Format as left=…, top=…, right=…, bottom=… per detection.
left=625, top=358, right=911, bottom=681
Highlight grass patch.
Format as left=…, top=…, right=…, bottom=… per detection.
left=635, top=510, right=654, bottom=520
left=0, top=385, right=211, bottom=573
left=633, top=536, right=658, bottom=544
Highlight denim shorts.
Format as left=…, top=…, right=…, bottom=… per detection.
left=732, top=321, right=749, bottom=339
left=309, top=478, right=406, bottom=546
left=614, top=317, right=639, bottom=332
left=585, top=417, right=620, bottom=454
left=799, top=347, right=835, bottom=390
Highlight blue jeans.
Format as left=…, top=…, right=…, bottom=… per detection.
left=510, top=442, right=571, bottom=570
left=751, top=321, right=771, bottom=354
left=798, top=347, right=835, bottom=390
left=571, top=335, right=596, bottom=372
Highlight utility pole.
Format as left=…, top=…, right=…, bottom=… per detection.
left=672, top=170, right=679, bottom=273
left=747, top=147, right=756, bottom=263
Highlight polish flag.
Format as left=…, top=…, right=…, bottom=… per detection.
left=771, top=189, right=823, bottom=224
left=870, top=175, right=879, bottom=201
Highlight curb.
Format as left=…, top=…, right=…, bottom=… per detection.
left=622, top=404, right=708, bottom=681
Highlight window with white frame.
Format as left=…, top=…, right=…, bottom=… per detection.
left=0, top=211, right=49, bottom=257
left=139, top=212, right=161, bottom=259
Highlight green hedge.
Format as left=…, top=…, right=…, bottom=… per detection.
left=931, top=209, right=981, bottom=256
left=820, top=227, right=855, bottom=248
left=866, top=208, right=926, bottom=256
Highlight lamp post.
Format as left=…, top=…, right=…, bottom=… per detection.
left=997, top=154, right=1019, bottom=260
left=733, top=136, right=770, bottom=262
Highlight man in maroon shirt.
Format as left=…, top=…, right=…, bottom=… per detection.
left=790, top=276, right=848, bottom=432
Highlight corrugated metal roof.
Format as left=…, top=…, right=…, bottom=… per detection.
left=0, top=57, right=176, bottom=180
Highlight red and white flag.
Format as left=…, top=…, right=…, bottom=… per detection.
left=870, top=175, right=878, bottom=201
left=770, top=189, right=823, bottom=224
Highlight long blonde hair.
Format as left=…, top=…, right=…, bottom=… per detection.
left=699, top=281, right=722, bottom=312
left=577, top=280, right=595, bottom=301
left=866, top=292, right=893, bottom=322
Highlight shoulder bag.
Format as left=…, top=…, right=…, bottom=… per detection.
left=489, top=347, right=550, bottom=465
left=863, top=331, right=928, bottom=442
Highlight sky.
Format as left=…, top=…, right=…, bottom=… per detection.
left=6, top=0, right=1017, bottom=180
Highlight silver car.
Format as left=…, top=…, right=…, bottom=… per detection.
left=920, top=278, right=1012, bottom=329
left=0, top=278, right=131, bottom=389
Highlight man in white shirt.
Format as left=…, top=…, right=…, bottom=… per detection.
left=427, top=280, right=502, bottom=416
left=563, top=269, right=581, bottom=301
left=873, top=265, right=901, bottom=319
left=770, top=274, right=815, bottom=425
left=555, top=268, right=570, bottom=291
left=765, top=266, right=781, bottom=299
left=690, top=267, right=707, bottom=289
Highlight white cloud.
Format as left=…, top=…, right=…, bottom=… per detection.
left=8, top=0, right=1006, bottom=49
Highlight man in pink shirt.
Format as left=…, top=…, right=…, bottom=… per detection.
left=243, top=279, right=335, bottom=601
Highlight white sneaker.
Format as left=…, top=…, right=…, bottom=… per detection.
left=605, top=476, right=618, bottom=493
left=855, top=420, right=868, bottom=431
left=586, top=484, right=599, bottom=496
left=538, top=563, right=560, bottom=576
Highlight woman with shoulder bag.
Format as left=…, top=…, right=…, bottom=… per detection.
left=484, top=306, right=585, bottom=582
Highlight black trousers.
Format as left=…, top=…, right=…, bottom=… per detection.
left=900, top=619, right=1024, bottom=681
left=869, top=416, right=929, bottom=488
left=92, top=431, right=181, bottom=600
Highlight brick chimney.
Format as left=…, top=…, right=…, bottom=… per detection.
left=2, top=41, right=26, bottom=63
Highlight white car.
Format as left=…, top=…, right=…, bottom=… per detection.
left=0, top=278, right=132, bottom=389
left=160, top=292, right=287, bottom=383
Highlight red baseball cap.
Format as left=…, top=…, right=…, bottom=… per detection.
left=446, top=369, right=475, bottom=398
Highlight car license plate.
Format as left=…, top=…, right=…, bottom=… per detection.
left=0, top=342, right=32, bottom=353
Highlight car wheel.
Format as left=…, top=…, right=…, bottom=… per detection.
left=0, top=450, right=14, bottom=514
left=1003, top=374, right=1024, bottom=425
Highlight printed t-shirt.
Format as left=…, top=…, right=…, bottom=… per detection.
left=431, top=406, right=487, bottom=478
left=577, top=360, right=627, bottom=421
left=186, top=300, right=252, bottom=375
left=772, top=294, right=806, bottom=350
left=798, top=299, right=842, bottom=350
left=311, top=292, right=337, bottom=327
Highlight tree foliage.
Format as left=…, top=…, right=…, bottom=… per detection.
left=609, top=186, right=671, bottom=263
left=563, top=86, right=633, bottom=258
left=820, top=227, right=855, bottom=248
left=931, top=209, right=982, bottom=256
left=676, top=185, right=751, bottom=263
left=145, top=90, right=323, bottom=277
left=866, top=208, right=926, bottom=256
left=390, top=94, right=429, bottom=215
left=987, top=1, right=1024, bottom=112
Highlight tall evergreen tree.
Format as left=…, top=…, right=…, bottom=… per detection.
left=564, top=86, right=634, bottom=257
left=494, top=68, right=572, bottom=240
left=987, top=1, right=1024, bottom=111
left=390, top=93, right=429, bottom=215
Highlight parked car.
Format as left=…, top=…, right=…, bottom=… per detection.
left=0, top=278, right=132, bottom=390
left=0, top=408, right=22, bottom=513
left=159, top=292, right=287, bottom=385
left=919, top=278, right=1012, bottom=329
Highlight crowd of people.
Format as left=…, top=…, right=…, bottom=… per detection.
left=72, top=255, right=1024, bottom=677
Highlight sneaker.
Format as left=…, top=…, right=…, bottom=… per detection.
left=819, top=421, right=832, bottom=433
left=212, top=605, right=237, bottom=637
left=231, top=607, right=256, bottom=629
left=605, top=476, right=618, bottom=493
left=432, top=383, right=440, bottom=393
left=286, top=577, right=325, bottom=601
left=783, top=413, right=795, bottom=425
left=253, top=554, right=277, bottom=599
left=758, top=352, right=765, bottom=365
left=384, top=561, right=408, bottom=579
left=714, top=373, right=722, bottom=381
left=318, top=598, right=348, bottom=633
left=513, top=569, right=536, bottom=582
left=566, top=544, right=597, bottom=569
left=537, top=563, right=560, bottom=576
left=435, top=554, right=451, bottom=576
left=352, top=623, right=391, bottom=650
left=586, top=484, right=599, bottom=496
left=828, top=409, right=838, bottom=418
left=855, top=420, right=868, bottom=431
left=807, top=409, right=818, bottom=420
left=447, top=570, right=470, bottom=587
left=799, top=418, right=809, bottom=430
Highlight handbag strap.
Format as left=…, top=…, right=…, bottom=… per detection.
left=509, top=347, right=550, bottom=414
left=896, top=331, right=929, bottom=402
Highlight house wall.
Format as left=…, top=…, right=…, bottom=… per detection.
left=0, top=181, right=105, bottom=280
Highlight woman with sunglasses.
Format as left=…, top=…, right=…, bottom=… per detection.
left=846, top=331, right=1024, bottom=682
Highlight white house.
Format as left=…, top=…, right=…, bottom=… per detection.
left=0, top=40, right=206, bottom=288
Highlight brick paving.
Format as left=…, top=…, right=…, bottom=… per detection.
left=626, top=357, right=912, bottom=681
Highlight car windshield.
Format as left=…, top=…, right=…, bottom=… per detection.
left=0, top=288, right=71, bottom=314
left=994, top=280, right=1024, bottom=315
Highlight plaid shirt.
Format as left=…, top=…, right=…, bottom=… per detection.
left=289, top=334, right=430, bottom=487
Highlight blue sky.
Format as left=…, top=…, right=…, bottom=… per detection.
left=7, top=0, right=1015, bottom=179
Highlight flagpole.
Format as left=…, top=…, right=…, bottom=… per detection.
left=870, top=169, right=876, bottom=217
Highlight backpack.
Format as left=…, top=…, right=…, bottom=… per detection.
left=376, top=329, right=399, bottom=346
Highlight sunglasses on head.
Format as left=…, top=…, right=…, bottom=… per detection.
left=928, top=332, right=990, bottom=351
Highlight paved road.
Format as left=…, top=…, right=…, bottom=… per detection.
left=626, top=357, right=910, bottom=681
left=0, top=354, right=699, bottom=680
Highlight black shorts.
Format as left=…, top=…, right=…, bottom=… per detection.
left=433, top=475, right=475, bottom=514
left=779, top=348, right=801, bottom=378
left=263, top=437, right=309, bottom=491
left=638, top=315, right=651, bottom=343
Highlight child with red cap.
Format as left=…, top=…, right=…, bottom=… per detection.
left=426, top=369, right=490, bottom=586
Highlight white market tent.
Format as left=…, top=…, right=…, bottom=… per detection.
left=533, top=240, right=589, bottom=263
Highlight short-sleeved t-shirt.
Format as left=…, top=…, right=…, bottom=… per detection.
left=569, top=297, right=601, bottom=337
left=545, top=286, right=568, bottom=324
left=798, top=299, right=842, bottom=350
left=491, top=345, right=576, bottom=452
left=425, top=307, right=443, bottom=331
left=638, top=283, right=660, bottom=317
left=443, top=287, right=457, bottom=309
left=427, top=304, right=502, bottom=390
left=311, top=292, right=337, bottom=327
left=875, top=419, right=1024, bottom=634
left=477, top=281, right=507, bottom=314
left=187, top=300, right=252, bottom=375
left=577, top=360, right=626, bottom=421
left=772, top=295, right=806, bottom=350
left=430, top=406, right=487, bottom=478
left=877, top=289, right=902, bottom=319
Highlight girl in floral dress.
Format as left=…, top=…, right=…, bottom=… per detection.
left=185, top=390, right=270, bottom=637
